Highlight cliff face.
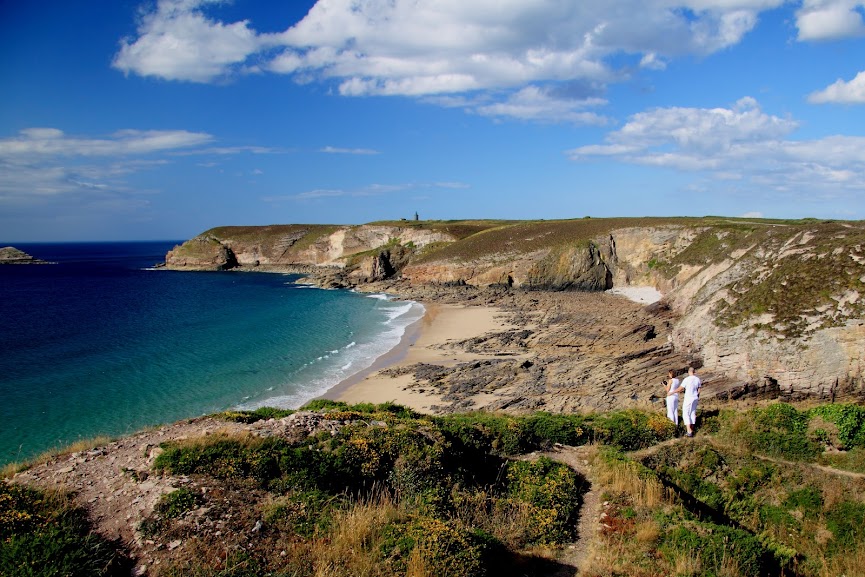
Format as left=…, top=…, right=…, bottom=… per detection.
left=164, top=224, right=455, bottom=272
left=164, top=218, right=865, bottom=402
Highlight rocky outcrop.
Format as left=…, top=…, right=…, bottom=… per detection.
left=164, top=224, right=454, bottom=271
left=164, top=236, right=238, bottom=270
left=0, top=246, right=53, bottom=264
left=164, top=218, right=865, bottom=404
left=524, top=242, right=613, bottom=291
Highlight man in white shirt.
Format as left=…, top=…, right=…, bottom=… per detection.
left=676, top=367, right=702, bottom=437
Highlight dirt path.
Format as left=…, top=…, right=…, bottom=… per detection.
left=518, top=444, right=601, bottom=576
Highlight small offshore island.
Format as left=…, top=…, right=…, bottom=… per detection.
left=4, top=217, right=865, bottom=577
left=0, top=246, right=53, bottom=265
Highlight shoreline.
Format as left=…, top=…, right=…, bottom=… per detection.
left=328, top=301, right=523, bottom=412
left=322, top=300, right=427, bottom=400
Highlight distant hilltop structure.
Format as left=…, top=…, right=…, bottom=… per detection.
left=0, top=246, right=54, bottom=265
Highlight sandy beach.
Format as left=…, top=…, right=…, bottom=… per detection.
left=330, top=302, right=519, bottom=411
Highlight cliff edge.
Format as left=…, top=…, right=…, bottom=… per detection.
left=163, top=218, right=865, bottom=406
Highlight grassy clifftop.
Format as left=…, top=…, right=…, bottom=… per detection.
left=4, top=401, right=865, bottom=576
left=168, top=217, right=865, bottom=339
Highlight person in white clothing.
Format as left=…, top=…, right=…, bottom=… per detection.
left=676, top=367, right=702, bottom=437
left=664, top=369, right=680, bottom=425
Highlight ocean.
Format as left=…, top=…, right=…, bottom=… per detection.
left=0, top=242, right=424, bottom=465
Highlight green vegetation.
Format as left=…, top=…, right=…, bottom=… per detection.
left=0, top=482, right=128, bottom=576
left=712, top=223, right=865, bottom=338
left=6, top=400, right=865, bottom=576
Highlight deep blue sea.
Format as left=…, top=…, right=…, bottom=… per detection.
left=0, top=242, right=423, bottom=465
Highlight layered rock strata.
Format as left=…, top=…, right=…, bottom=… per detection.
left=163, top=219, right=865, bottom=406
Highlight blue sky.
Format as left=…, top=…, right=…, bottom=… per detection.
left=1, top=0, right=864, bottom=241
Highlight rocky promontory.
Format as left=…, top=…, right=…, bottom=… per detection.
left=163, top=217, right=865, bottom=408
left=0, top=246, right=53, bottom=264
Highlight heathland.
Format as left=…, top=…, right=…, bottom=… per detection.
left=3, top=216, right=865, bottom=576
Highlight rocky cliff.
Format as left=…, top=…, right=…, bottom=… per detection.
left=164, top=218, right=865, bottom=404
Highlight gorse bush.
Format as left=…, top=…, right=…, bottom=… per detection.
left=381, top=517, right=502, bottom=577
left=10, top=400, right=863, bottom=577
left=505, top=457, right=583, bottom=544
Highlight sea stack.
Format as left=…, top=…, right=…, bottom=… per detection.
left=0, top=246, right=53, bottom=264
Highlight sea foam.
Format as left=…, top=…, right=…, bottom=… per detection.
left=238, top=299, right=425, bottom=410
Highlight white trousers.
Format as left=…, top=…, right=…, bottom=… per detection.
left=666, top=396, right=679, bottom=425
left=682, top=397, right=698, bottom=427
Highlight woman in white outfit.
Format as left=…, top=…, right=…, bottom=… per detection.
left=664, top=369, right=680, bottom=425
left=676, top=367, right=702, bottom=437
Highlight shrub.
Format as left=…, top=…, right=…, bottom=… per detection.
left=738, top=404, right=822, bottom=461
left=381, top=516, right=503, bottom=577
left=593, top=410, right=676, bottom=451
left=218, top=406, right=295, bottom=423
left=660, top=522, right=776, bottom=577
left=808, top=404, right=865, bottom=450
left=300, top=399, right=349, bottom=412
left=825, top=500, right=865, bottom=554
left=0, top=483, right=128, bottom=577
left=262, top=489, right=341, bottom=537
left=505, top=457, right=583, bottom=545
left=784, top=487, right=823, bottom=519
left=155, top=488, right=200, bottom=519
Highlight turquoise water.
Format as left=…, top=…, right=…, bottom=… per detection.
left=0, top=242, right=423, bottom=465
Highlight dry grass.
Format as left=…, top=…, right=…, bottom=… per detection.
left=450, top=488, right=534, bottom=547
left=819, top=545, right=865, bottom=577
left=309, top=492, right=402, bottom=577
left=579, top=530, right=630, bottom=577
left=2, top=435, right=115, bottom=479
left=672, top=550, right=702, bottom=576
left=595, top=458, right=670, bottom=508
left=635, top=519, right=660, bottom=545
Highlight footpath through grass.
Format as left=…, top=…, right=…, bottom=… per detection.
left=3, top=401, right=864, bottom=577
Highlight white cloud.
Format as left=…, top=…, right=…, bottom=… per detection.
left=0, top=127, right=220, bottom=211
left=320, top=146, right=381, bottom=155
left=114, top=0, right=787, bottom=121
left=567, top=97, right=865, bottom=199
left=474, top=85, right=609, bottom=125
left=809, top=70, right=865, bottom=103
left=639, top=53, right=667, bottom=70
left=740, top=211, right=764, bottom=217
left=795, top=0, right=865, bottom=41
left=113, top=0, right=272, bottom=82
left=0, top=128, right=213, bottom=158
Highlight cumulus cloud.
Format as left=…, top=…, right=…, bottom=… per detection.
left=795, top=0, right=865, bottom=41
left=809, top=70, right=865, bottom=103
left=114, top=0, right=789, bottom=121
left=567, top=97, right=865, bottom=199
left=113, top=0, right=273, bottom=82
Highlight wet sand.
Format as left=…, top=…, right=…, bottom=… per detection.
left=327, top=302, right=516, bottom=411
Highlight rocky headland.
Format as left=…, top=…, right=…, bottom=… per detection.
left=6, top=216, right=865, bottom=577
left=0, top=246, right=53, bottom=264
left=163, top=217, right=865, bottom=408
